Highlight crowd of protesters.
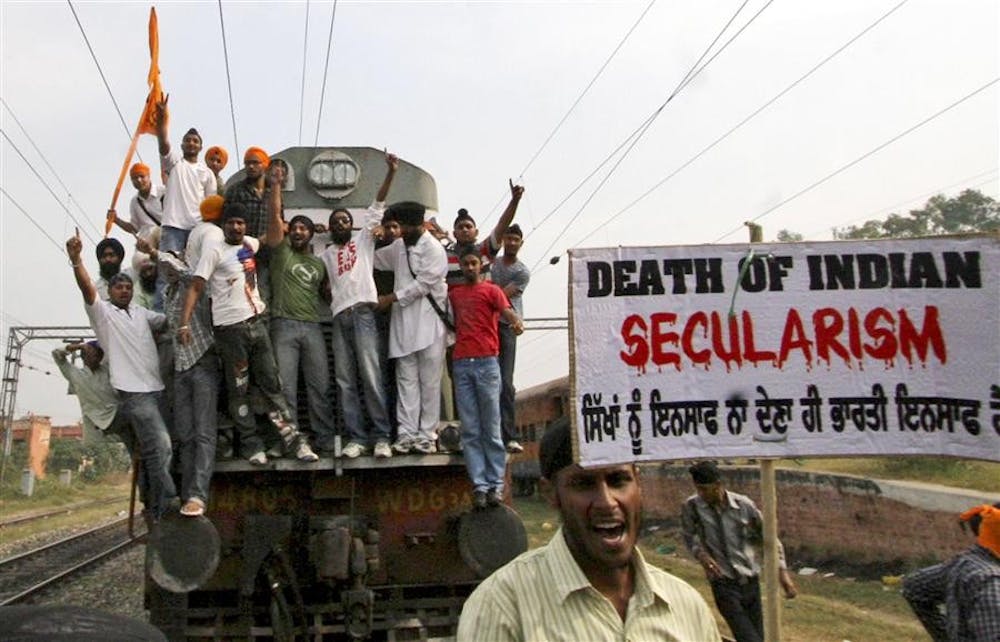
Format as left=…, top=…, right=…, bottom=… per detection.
left=65, top=98, right=528, bottom=520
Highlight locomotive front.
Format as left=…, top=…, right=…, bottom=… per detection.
left=145, top=148, right=527, bottom=640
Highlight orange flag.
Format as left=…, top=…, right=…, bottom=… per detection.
left=106, top=7, right=164, bottom=237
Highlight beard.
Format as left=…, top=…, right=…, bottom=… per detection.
left=330, top=228, right=353, bottom=245
left=139, top=272, right=157, bottom=293
left=98, top=262, right=121, bottom=280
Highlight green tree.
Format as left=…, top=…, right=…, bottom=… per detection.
left=776, top=229, right=803, bottom=242
left=834, top=189, right=1000, bottom=239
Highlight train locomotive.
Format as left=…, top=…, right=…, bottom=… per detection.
left=144, top=147, right=528, bottom=641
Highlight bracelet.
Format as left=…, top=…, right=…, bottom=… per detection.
left=178, top=325, right=190, bottom=331
left=70, top=260, right=82, bottom=268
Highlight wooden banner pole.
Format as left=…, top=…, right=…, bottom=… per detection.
left=761, top=458, right=782, bottom=641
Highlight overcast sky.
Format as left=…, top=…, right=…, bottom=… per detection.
left=2, top=0, right=997, bottom=424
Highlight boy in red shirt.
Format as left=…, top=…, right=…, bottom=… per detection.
left=448, top=250, right=524, bottom=508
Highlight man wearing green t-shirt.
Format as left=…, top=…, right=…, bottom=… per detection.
left=266, top=165, right=337, bottom=453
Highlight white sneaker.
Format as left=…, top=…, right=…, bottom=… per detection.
left=342, top=442, right=369, bottom=459
left=295, top=441, right=319, bottom=462
left=505, top=440, right=524, bottom=454
left=373, top=440, right=392, bottom=459
left=248, top=451, right=268, bottom=466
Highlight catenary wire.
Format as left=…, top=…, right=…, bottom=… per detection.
left=810, top=167, right=999, bottom=239
left=570, top=0, right=913, bottom=250
left=517, top=2, right=755, bottom=251
left=218, top=0, right=240, bottom=157
left=712, top=77, right=1000, bottom=242
left=0, top=187, right=70, bottom=256
left=298, top=0, right=311, bottom=145
left=1, top=130, right=101, bottom=244
left=480, top=0, right=659, bottom=227
left=1, top=98, right=105, bottom=241
left=66, top=0, right=143, bottom=164
left=314, top=0, right=340, bottom=146
left=577, top=0, right=909, bottom=250
left=530, top=0, right=771, bottom=271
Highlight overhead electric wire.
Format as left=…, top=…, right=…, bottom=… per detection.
left=2, top=130, right=101, bottom=243
left=298, top=0, right=311, bottom=145
left=0, top=187, right=70, bottom=256
left=66, top=0, right=143, bottom=164
left=480, top=0, right=658, bottom=226
left=571, top=0, right=912, bottom=249
left=810, top=166, right=999, bottom=238
left=712, top=77, right=1000, bottom=242
left=218, top=0, right=240, bottom=156
left=2, top=98, right=104, bottom=242
left=530, top=0, right=771, bottom=271
left=314, top=0, right=340, bottom=146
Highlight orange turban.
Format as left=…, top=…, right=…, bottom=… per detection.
left=244, top=146, right=270, bottom=169
left=960, top=504, right=1000, bottom=556
left=205, top=146, right=228, bottom=168
left=130, top=163, right=150, bottom=178
left=200, top=194, right=225, bottom=222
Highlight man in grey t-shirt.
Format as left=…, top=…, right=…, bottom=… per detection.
left=489, top=223, right=530, bottom=453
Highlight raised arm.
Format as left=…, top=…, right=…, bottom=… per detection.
left=109, top=208, right=138, bottom=235
left=488, top=179, right=525, bottom=248
left=375, top=151, right=399, bottom=203
left=66, top=229, right=97, bottom=306
left=265, top=162, right=287, bottom=248
left=154, top=94, right=171, bottom=157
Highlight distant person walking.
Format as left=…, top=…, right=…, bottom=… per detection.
left=681, top=461, right=797, bottom=642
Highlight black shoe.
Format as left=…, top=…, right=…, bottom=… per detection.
left=486, top=488, right=502, bottom=507
left=472, top=491, right=488, bottom=510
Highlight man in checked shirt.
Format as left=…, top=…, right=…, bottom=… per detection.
left=902, top=502, right=1000, bottom=642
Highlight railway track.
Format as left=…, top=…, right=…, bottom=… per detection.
left=0, top=496, right=129, bottom=529
left=0, top=516, right=145, bottom=605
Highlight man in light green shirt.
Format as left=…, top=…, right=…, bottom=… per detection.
left=457, top=419, right=722, bottom=642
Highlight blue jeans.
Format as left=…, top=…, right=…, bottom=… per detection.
left=498, top=323, right=518, bottom=443
left=214, top=316, right=292, bottom=456
left=332, top=305, right=391, bottom=445
left=155, top=226, right=192, bottom=312
left=271, top=317, right=337, bottom=449
left=172, top=352, right=219, bottom=503
left=117, top=390, right=176, bottom=517
left=454, top=357, right=505, bottom=493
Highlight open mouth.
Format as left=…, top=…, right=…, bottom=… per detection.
left=592, top=523, right=626, bottom=543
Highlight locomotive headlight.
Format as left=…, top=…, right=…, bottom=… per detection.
left=308, top=162, right=335, bottom=187
left=308, top=156, right=359, bottom=190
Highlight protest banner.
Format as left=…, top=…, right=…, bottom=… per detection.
left=568, top=235, right=1000, bottom=466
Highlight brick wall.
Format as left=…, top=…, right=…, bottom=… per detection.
left=640, top=465, right=979, bottom=575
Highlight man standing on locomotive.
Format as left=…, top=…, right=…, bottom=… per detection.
left=177, top=198, right=319, bottom=465
left=448, top=249, right=523, bottom=508
left=457, top=419, right=722, bottom=641
left=154, top=97, right=216, bottom=252
left=321, top=151, right=399, bottom=459
left=154, top=96, right=217, bottom=309
left=225, top=147, right=275, bottom=302
left=66, top=229, right=177, bottom=521
left=264, top=161, right=338, bottom=455
left=490, top=223, right=530, bottom=454
left=374, top=201, right=449, bottom=455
